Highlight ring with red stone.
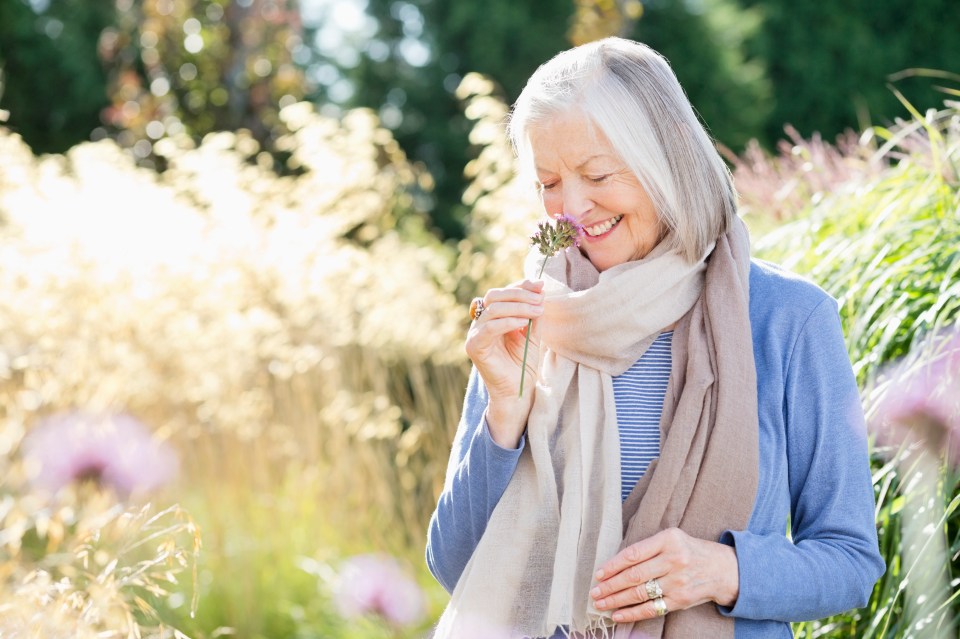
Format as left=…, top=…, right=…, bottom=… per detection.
left=470, top=297, right=485, bottom=321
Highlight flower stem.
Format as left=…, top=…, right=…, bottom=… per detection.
left=519, top=257, right=548, bottom=397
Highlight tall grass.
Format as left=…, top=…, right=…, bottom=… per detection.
left=752, top=103, right=960, bottom=638
left=0, top=103, right=472, bottom=637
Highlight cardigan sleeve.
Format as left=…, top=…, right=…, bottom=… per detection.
left=425, top=367, right=525, bottom=593
left=719, top=298, right=885, bottom=621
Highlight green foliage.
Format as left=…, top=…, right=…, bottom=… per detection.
left=5, top=0, right=960, bottom=244
left=0, top=0, right=114, bottom=153
left=753, top=104, right=960, bottom=637
left=627, top=0, right=774, bottom=151
left=743, top=0, right=960, bottom=145
left=315, top=0, right=575, bottom=239
left=754, top=106, right=960, bottom=385
left=101, top=0, right=309, bottom=166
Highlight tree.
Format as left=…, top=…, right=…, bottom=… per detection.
left=308, top=0, right=577, bottom=239
left=626, top=0, right=773, bottom=151
left=742, top=0, right=960, bottom=143
left=314, top=0, right=775, bottom=238
left=0, top=0, right=115, bottom=153
left=100, top=0, right=309, bottom=165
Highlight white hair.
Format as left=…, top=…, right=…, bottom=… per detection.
left=507, top=37, right=737, bottom=263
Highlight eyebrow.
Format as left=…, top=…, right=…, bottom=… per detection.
left=535, top=154, right=617, bottom=174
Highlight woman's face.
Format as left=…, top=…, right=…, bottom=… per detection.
left=529, top=110, right=661, bottom=272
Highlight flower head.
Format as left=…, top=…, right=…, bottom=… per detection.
left=333, top=554, right=425, bottom=627
left=869, top=328, right=960, bottom=467
left=22, top=412, right=179, bottom=497
left=531, top=214, right=585, bottom=255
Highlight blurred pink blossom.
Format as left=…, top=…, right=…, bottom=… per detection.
left=22, top=412, right=179, bottom=497
left=870, top=328, right=960, bottom=466
left=334, top=554, right=425, bottom=627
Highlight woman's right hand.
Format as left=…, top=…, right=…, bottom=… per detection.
left=465, top=279, right=545, bottom=448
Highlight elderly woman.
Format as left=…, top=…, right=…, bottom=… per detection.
left=426, top=38, right=884, bottom=638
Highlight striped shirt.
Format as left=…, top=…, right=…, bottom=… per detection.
left=612, top=330, right=673, bottom=501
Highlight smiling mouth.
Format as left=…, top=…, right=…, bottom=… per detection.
left=584, top=215, right=624, bottom=237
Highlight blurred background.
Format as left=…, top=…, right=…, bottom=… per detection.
left=0, top=1, right=958, bottom=637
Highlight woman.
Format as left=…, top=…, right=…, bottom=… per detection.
left=426, top=37, right=884, bottom=638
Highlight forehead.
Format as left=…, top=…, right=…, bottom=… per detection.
left=528, top=110, right=619, bottom=171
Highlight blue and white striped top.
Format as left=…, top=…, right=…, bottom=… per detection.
left=612, top=330, right=673, bottom=501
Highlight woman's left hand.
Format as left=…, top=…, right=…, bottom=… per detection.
left=590, top=528, right=740, bottom=622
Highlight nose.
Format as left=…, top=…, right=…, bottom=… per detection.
left=546, top=182, right=592, bottom=220
left=565, top=186, right=593, bottom=223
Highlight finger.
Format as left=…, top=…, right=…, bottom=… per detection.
left=485, top=283, right=545, bottom=306
left=591, top=557, right=670, bottom=608
left=518, top=278, right=545, bottom=293
left=466, top=318, right=531, bottom=360
left=608, top=596, right=674, bottom=623
left=482, top=300, right=545, bottom=322
left=595, top=537, right=664, bottom=583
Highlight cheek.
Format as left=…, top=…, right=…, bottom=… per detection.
left=541, top=191, right=563, bottom=215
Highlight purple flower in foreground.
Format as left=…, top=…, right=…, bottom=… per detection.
left=334, top=554, right=425, bottom=627
left=531, top=214, right=585, bottom=253
left=23, top=412, right=179, bottom=497
left=870, top=328, right=960, bottom=467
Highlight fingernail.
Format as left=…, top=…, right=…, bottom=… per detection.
left=533, top=306, right=544, bottom=314
left=612, top=613, right=623, bottom=622
left=595, top=598, right=606, bottom=609
left=595, top=569, right=605, bottom=579
left=590, top=587, right=601, bottom=598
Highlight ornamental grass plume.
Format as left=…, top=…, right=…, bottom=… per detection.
left=868, top=327, right=960, bottom=639
left=0, top=502, right=199, bottom=639
left=870, top=328, right=960, bottom=466
left=22, top=412, right=179, bottom=498
left=519, top=214, right=584, bottom=396
left=333, top=554, right=426, bottom=628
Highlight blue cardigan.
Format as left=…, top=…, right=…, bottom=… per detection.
left=426, top=260, right=885, bottom=638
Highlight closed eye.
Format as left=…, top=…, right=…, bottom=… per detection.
left=539, top=181, right=559, bottom=191
left=588, top=174, right=611, bottom=184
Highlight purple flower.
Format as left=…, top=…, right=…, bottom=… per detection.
left=334, top=554, right=425, bottom=627
left=22, top=412, right=179, bottom=497
left=870, top=328, right=960, bottom=467
left=556, top=214, right=586, bottom=248
left=531, top=214, right=586, bottom=254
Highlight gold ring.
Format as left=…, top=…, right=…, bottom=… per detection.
left=470, top=297, right=485, bottom=321
left=653, top=596, right=668, bottom=617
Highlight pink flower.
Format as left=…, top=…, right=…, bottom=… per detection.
left=22, top=412, right=179, bottom=497
left=870, top=328, right=960, bottom=467
left=334, top=554, right=425, bottom=627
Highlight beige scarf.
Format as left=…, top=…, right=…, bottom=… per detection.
left=434, top=218, right=758, bottom=639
